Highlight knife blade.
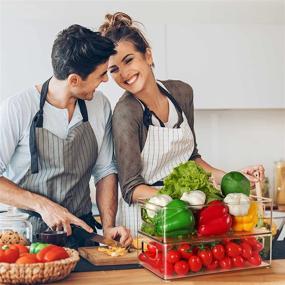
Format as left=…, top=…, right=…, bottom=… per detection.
left=71, top=225, right=124, bottom=247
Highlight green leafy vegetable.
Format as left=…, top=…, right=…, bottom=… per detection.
left=159, top=161, right=223, bottom=203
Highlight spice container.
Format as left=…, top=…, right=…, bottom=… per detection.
left=0, top=208, right=32, bottom=245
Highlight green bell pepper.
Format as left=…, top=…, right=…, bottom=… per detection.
left=30, top=242, right=50, bottom=254
left=154, top=199, right=195, bottom=237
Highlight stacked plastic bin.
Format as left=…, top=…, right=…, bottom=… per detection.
left=137, top=196, right=273, bottom=280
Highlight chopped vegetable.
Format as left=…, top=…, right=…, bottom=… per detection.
left=180, top=190, right=206, bottom=209
left=159, top=161, right=222, bottom=203
left=223, top=193, right=250, bottom=216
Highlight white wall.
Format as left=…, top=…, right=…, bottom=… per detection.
left=0, top=0, right=285, bottom=198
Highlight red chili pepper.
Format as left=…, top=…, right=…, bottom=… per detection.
left=198, top=201, right=232, bottom=236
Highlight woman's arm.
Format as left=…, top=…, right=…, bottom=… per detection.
left=194, top=157, right=226, bottom=186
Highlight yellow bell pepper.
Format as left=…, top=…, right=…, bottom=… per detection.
left=233, top=202, right=258, bottom=232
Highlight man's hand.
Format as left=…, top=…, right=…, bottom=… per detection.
left=37, top=200, right=93, bottom=236
left=104, top=226, right=133, bottom=247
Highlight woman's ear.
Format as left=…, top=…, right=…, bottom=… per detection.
left=145, top=48, right=154, bottom=66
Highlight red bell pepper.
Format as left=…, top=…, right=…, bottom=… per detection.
left=198, top=201, right=232, bottom=236
left=0, top=245, right=20, bottom=263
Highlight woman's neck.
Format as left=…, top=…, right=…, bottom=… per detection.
left=135, top=79, right=165, bottom=110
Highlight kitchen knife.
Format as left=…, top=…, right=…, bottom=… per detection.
left=71, top=225, right=124, bottom=247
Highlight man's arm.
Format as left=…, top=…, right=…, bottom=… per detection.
left=95, top=173, right=118, bottom=230
left=0, top=176, right=93, bottom=235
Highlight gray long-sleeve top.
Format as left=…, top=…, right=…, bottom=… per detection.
left=112, top=80, right=201, bottom=204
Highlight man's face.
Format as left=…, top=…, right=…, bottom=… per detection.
left=70, top=61, right=109, bottom=100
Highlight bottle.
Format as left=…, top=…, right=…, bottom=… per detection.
left=275, top=160, right=285, bottom=206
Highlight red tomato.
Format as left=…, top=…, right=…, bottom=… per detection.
left=178, top=243, right=193, bottom=259
left=16, top=253, right=39, bottom=264
left=244, top=237, right=263, bottom=251
left=226, top=242, right=242, bottom=257
left=160, top=261, right=174, bottom=277
left=232, top=256, right=245, bottom=267
left=206, top=259, right=219, bottom=270
left=148, top=252, right=164, bottom=269
left=188, top=255, right=202, bottom=272
left=253, top=241, right=264, bottom=252
left=248, top=252, right=262, bottom=266
left=219, top=257, right=232, bottom=269
left=138, top=252, right=148, bottom=263
left=198, top=248, right=213, bottom=266
left=174, top=260, right=189, bottom=276
left=43, top=247, right=69, bottom=262
left=240, top=241, right=253, bottom=260
left=212, top=244, right=225, bottom=261
left=167, top=250, right=181, bottom=264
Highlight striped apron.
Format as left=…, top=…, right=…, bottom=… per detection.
left=117, top=83, right=195, bottom=235
left=18, top=78, right=100, bottom=247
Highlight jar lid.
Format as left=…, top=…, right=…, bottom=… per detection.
left=0, top=211, right=29, bottom=221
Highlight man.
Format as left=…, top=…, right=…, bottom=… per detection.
left=0, top=24, right=132, bottom=248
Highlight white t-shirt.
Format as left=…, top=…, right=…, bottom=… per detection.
left=151, top=97, right=179, bottom=128
left=0, top=86, right=117, bottom=184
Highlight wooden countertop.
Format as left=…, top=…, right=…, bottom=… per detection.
left=53, top=260, right=285, bottom=285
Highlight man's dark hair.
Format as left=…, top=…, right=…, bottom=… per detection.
left=51, top=24, right=116, bottom=80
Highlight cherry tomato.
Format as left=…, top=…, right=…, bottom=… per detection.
left=16, top=253, right=39, bottom=264
left=198, top=248, right=213, bottom=266
left=188, top=255, right=202, bottom=272
left=148, top=252, right=163, bottom=269
left=146, top=242, right=159, bottom=258
left=248, top=252, right=262, bottom=266
left=226, top=242, right=242, bottom=257
left=160, top=261, right=174, bottom=277
left=219, top=257, right=232, bottom=269
left=240, top=241, right=253, bottom=260
left=174, top=260, right=189, bottom=276
left=167, top=250, right=181, bottom=264
left=206, top=259, right=219, bottom=270
left=232, top=256, right=245, bottom=267
left=178, top=243, right=193, bottom=259
left=138, top=252, right=148, bottom=263
left=253, top=241, right=264, bottom=252
left=212, top=244, right=225, bottom=261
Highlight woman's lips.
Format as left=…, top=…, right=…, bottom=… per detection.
left=125, top=74, right=139, bottom=85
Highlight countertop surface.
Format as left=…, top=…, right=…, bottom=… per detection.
left=52, top=259, right=285, bottom=285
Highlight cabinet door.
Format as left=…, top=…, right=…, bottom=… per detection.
left=166, top=23, right=285, bottom=109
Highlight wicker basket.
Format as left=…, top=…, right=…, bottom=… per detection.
left=0, top=248, right=79, bottom=284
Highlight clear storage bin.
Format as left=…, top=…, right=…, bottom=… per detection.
left=137, top=195, right=273, bottom=279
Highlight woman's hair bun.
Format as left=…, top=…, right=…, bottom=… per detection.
left=100, top=12, right=133, bottom=35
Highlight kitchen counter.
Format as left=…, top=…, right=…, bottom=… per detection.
left=53, top=259, right=285, bottom=285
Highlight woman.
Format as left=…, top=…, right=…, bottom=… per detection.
left=99, top=12, right=264, bottom=234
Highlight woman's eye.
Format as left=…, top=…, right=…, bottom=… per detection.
left=109, top=67, right=118, bottom=74
left=125, top=57, right=133, bottom=64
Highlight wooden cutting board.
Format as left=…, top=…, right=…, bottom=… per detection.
left=78, top=246, right=139, bottom=265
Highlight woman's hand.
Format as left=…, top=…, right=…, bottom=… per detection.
left=239, top=164, right=265, bottom=183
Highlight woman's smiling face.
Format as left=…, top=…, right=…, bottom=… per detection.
left=108, top=40, right=153, bottom=94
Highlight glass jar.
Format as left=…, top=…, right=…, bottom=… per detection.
left=275, top=160, right=285, bottom=206
left=0, top=208, right=32, bottom=245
